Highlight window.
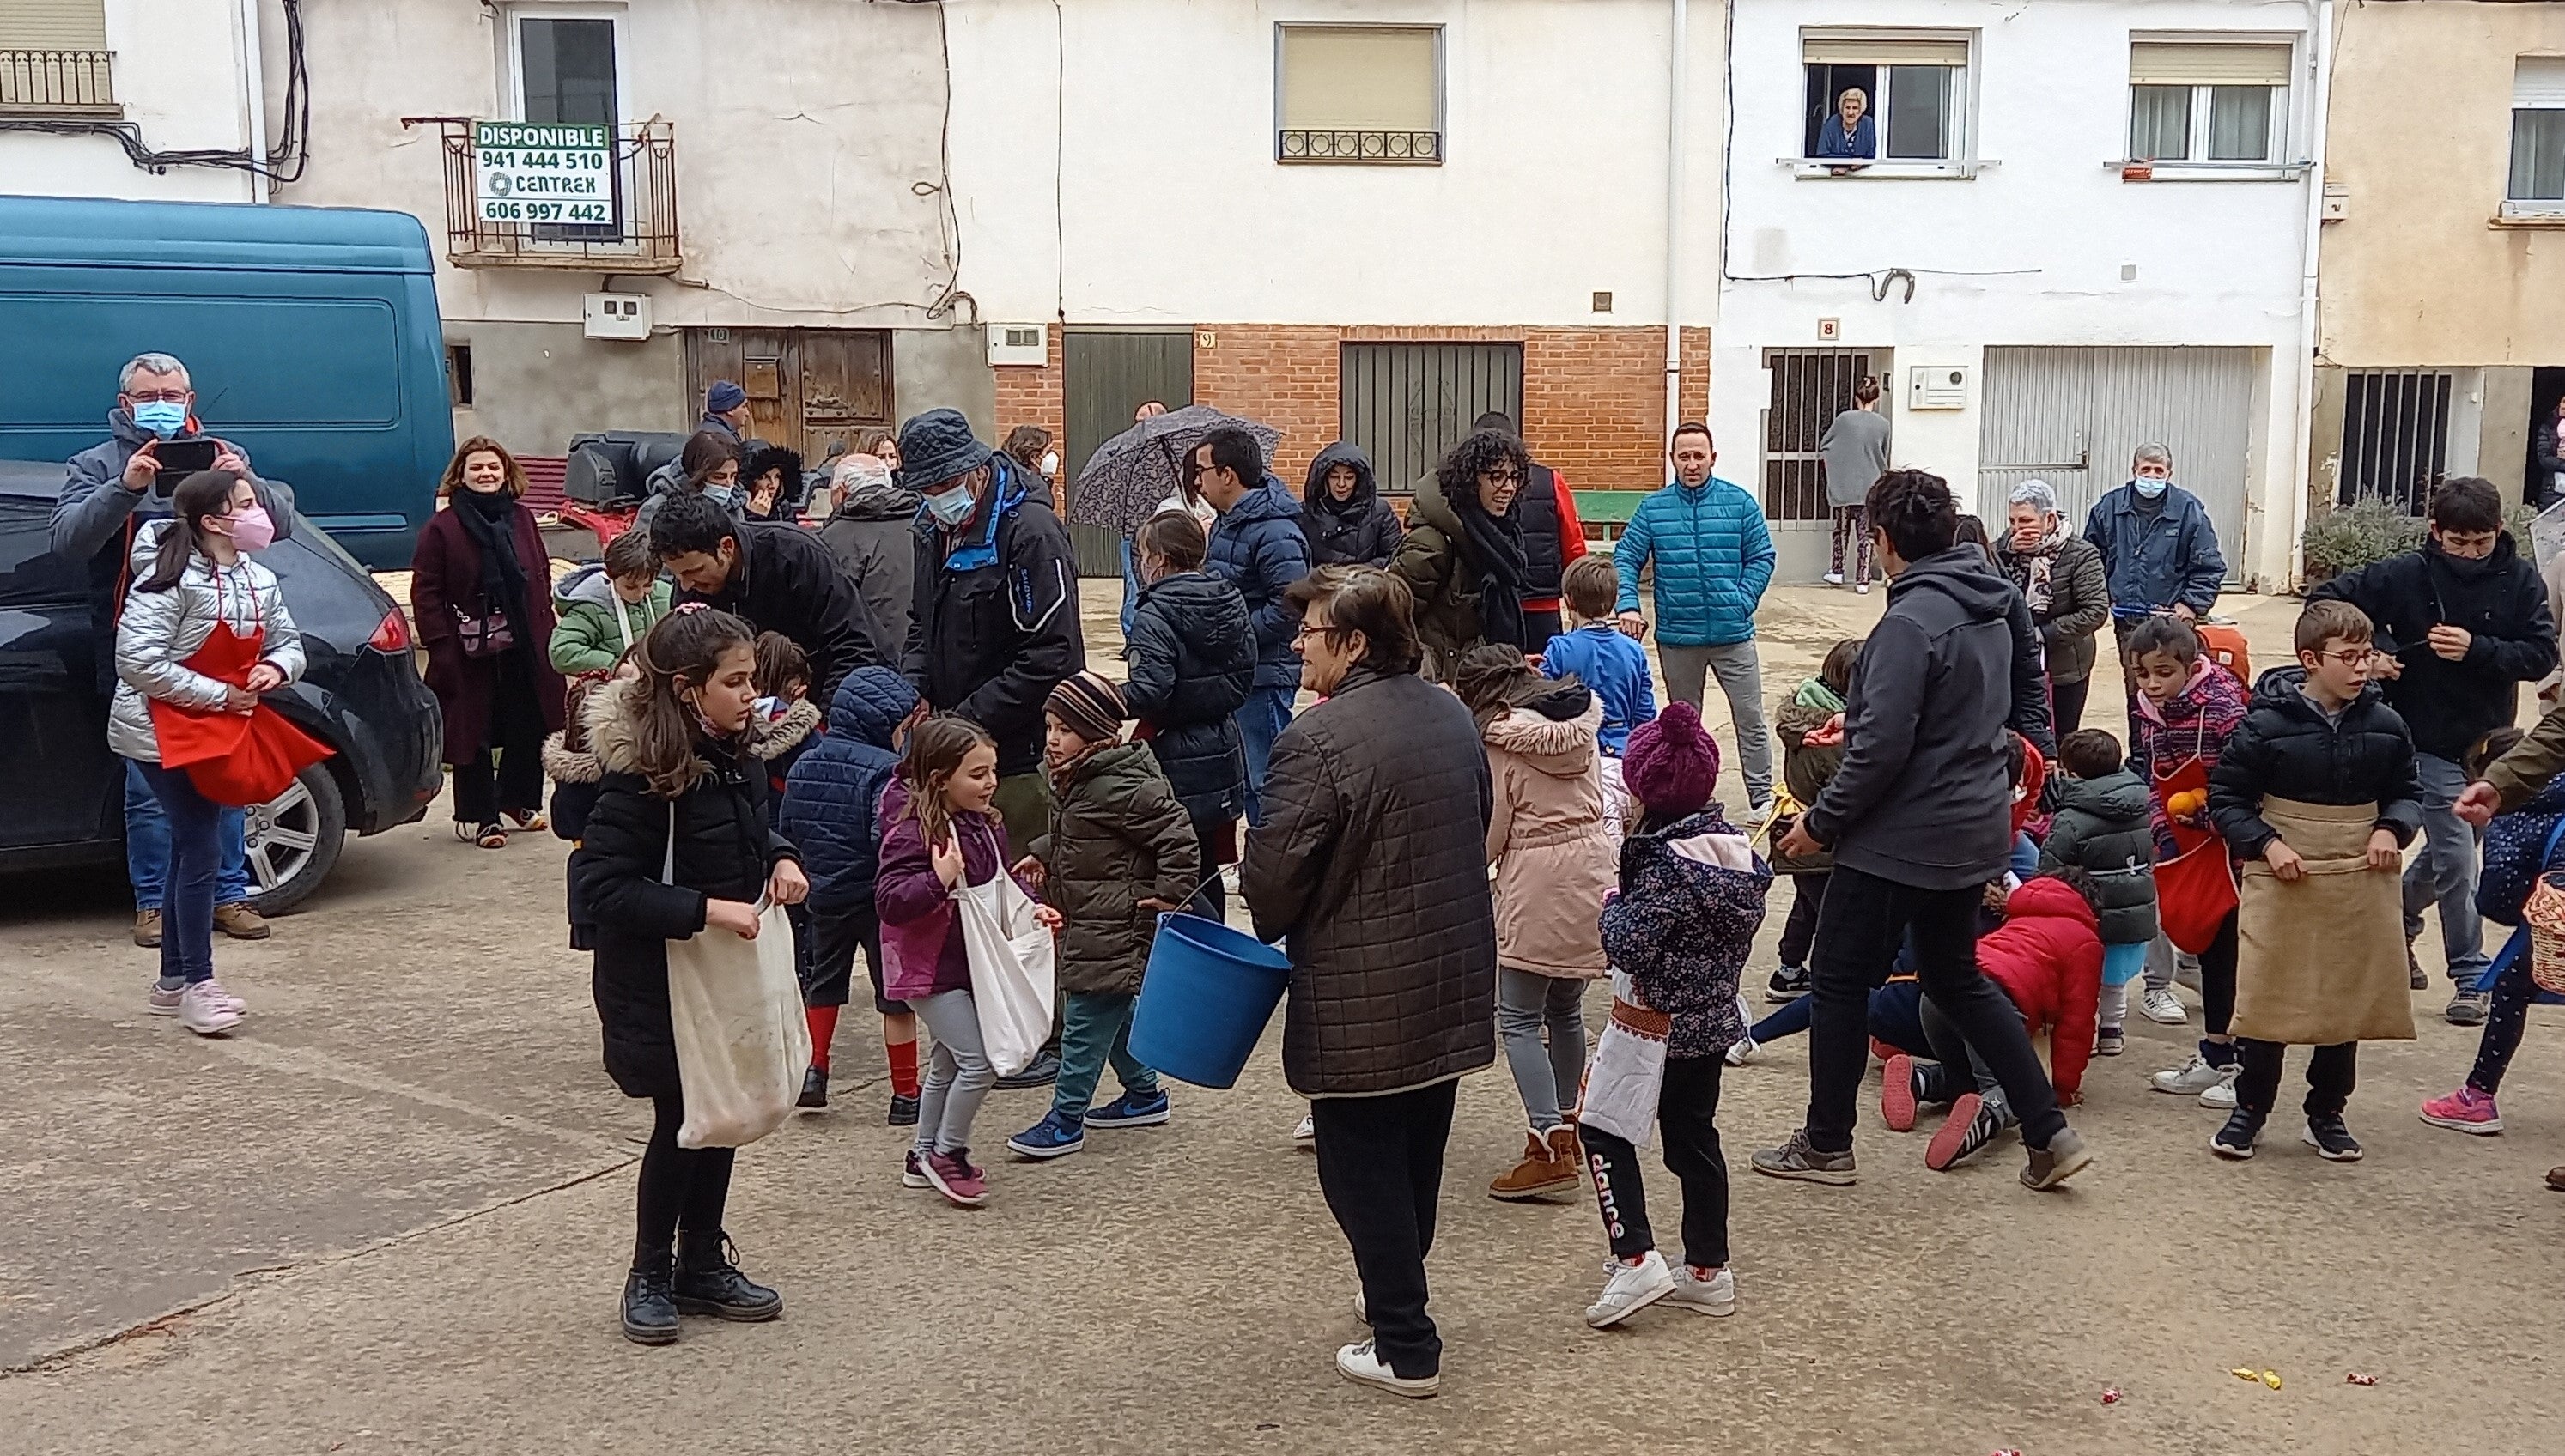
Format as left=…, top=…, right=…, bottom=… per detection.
left=0, top=0, right=115, bottom=114
left=2126, top=42, right=2290, bottom=164
left=508, top=9, right=626, bottom=240
left=1802, top=33, right=1971, bottom=164
left=1339, top=343, right=1521, bottom=495
left=2510, top=58, right=2565, bottom=210
left=1277, top=26, right=1441, bottom=164
left=446, top=344, right=475, bottom=409
left=2337, top=371, right=2453, bottom=514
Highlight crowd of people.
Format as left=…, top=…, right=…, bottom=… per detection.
left=61, top=353, right=2565, bottom=1392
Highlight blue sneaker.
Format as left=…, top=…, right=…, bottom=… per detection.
left=1006, top=1111, right=1086, bottom=1161
left=1084, top=1088, right=1172, bottom=1129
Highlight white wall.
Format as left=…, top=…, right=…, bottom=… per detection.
left=0, top=0, right=261, bottom=203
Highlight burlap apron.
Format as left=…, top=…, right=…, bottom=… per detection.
left=2232, top=797, right=2416, bottom=1045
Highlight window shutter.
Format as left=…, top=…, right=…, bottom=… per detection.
left=1280, top=27, right=1438, bottom=132
left=0, top=0, right=109, bottom=50
left=2516, top=57, right=2565, bottom=109
left=1802, top=34, right=1970, bottom=67
left=2128, top=42, right=2292, bottom=87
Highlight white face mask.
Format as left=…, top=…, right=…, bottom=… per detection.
left=1041, top=451, right=1061, bottom=476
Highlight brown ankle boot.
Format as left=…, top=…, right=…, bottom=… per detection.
left=1547, top=1124, right=1584, bottom=1173
left=1489, top=1129, right=1580, bottom=1202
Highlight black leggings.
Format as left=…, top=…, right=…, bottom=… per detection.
left=1778, top=873, right=1827, bottom=968
left=1581, top=1054, right=1729, bottom=1271
left=2199, top=909, right=2239, bottom=1037
left=635, top=1094, right=735, bottom=1265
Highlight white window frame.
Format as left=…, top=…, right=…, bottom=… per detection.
left=1273, top=22, right=1447, bottom=166
left=2503, top=57, right=2565, bottom=218
left=1790, top=29, right=1981, bottom=180
left=500, top=3, right=632, bottom=130
left=2113, top=33, right=2307, bottom=182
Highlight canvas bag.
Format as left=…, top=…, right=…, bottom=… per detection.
left=2231, top=796, right=2416, bottom=1046
left=955, top=818, right=1058, bottom=1079
left=660, top=805, right=811, bottom=1149
left=1575, top=970, right=1669, bottom=1148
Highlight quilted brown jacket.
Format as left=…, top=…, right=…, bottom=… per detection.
left=1242, top=666, right=1499, bottom=1096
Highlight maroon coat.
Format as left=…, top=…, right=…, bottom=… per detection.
left=410, top=500, right=566, bottom=758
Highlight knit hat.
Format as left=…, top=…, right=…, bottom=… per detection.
left=897, top=407, right=994, bottom=488
left=705, top=379, right=746, bottom=414
left=1622, top=701, right=1720, bottom=819
left=1044, top=670, right=1127, bottom=745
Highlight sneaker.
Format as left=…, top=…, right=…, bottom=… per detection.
left=901, top=1150, right=929, bottom=1189
left=1085, top=1088, right=1172, bottom=1128
left=672, top=1231, right=783, bottom=1321
left=2210, top=1108, right=2264, bottom=1160
left=132, top=908, right=162, bottom=948
left=2420, top=1084, right=2504, bottom=1135
left=2302, top=1114, right=2364, bottom=1162
left=1925, top=1093, right=2006, bottom=1171
left=921, top=1149, right=988, bottom=1206
left=993, top=1047, right=1061, bottom=1090
left=1823, top=571, right=1845, bottom=586
left=1489, top=1130, right=1581, bottom=1201
left=1724, top=1034, right=1760, bottom=1067
left=2408, top=942, right=2429, bottom=991
left=1664, top=1263, right=1736, bottom=1316
left=2198, top=1070, right=2240, bottom=1110
left=888, top=1091, right=920, bottom=1127
left=1881, top=1053, right=1921, bottom=1132
left=2138, top=986, right=2188, bottom=1025
left=2446, top=987, right=2491, bottom=1027
left=1583, top=1250, right=1677, bottom=1329
left=1334, top=1339, right=1438, bottom=1398
left=149, top=980, right=243, bottom=1017
left=1765, top=963, right=1811, bottom=1003
left=797, top=1066, right=829, bottom=1110
left=2094, top=1026, right=2125, bottom=1057
left=1292, top=1113, right=1317, bottom=1144
left=176, top=981, right=242, bottom=1036
left=1749, top=1129, right=1857, bottom=1186
left=2021, top=1126, right=2094, bottom=1190
left=1855, top=582, right=1871, bottom=595
left=2152, top=1050, right=2232, bottom=1095
left=1006, top=1111, right=1087, bottom=1160
left=212, top=901, right=270, bottom=940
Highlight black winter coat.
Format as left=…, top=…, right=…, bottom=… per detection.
left=567, top=678, right=800, bottom=1101
left=2305, top=537, right=2556, bottom=761
left=1300, top=442, right=1404, bottom=567
left=2207, top=667, right=2425, bottom=864
left=2037, top=769, right=2160, bottom=944
left=904, top=456, right=1086, bottom=778
left=1122, top=569, right=1254, bottom=822
left=678, top=522, right=879, bottom=702
left=1030, top=742, right=1203, bottom=996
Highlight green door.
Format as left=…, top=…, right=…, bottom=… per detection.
left=1062, top=330, right=1194, bottom=576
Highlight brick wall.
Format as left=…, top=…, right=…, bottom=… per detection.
left=991, top=326, right=1065, bottom=452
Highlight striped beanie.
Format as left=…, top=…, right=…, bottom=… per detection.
left=1044, top=670, right=1128, bottom=744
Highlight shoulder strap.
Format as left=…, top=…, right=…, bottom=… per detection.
left=2541, top=816, right=2565, bottom=864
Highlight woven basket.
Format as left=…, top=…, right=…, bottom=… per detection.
left=2521, top=872, right=2565, bottom=996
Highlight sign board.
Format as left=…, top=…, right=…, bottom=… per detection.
left=472, top=121, right=615, bottom=228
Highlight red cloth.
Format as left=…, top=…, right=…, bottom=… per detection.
left=2010, top=734, right=2047, bottom=834
left=1524, top=470, right=1589, bottom=613
left=145, top=612, right=331, bottom=806
left=1976, top=877, right=2103, bottom=1103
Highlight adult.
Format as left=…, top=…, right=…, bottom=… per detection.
left=1300, top=441, right=1403, bottom=568
left=1193, top=425, right=1311, bottom=826
left=1391, top=428, right=1534, bottom=681
left=698, top=379, right=751, bottom=443
left=2084, top=443, right=2226, bottom=731
left=2310, top=476, right=2555, bottom=1024
left=53, top=351, right=289, bottom=947
left=1002, top=424, right=1060, bottom=514
left=410, top=438, right=568, bottom=848
left=856, top=427, right=902, bottom=475
left=898, top=407, right=1085, bottom=854
left=1243, top=566, right=1498, bottom=1400
left=650, top=491, right=877, bottom=704
left=1815, top=86, right=1876, bottom=171
left=1763, top=470, right=2094, bottom=1192
left=1611, top=423, right=1780, bottom=814
left=813, top=453, right=919, bottom=665
left=1472, top=412, right=1589, bottom=652
left=2534, top=396, right=2565, bottom=508
left=739, top=445, right=803, bottom=524
left=1817, top=376, right=1891, bottom=592
left=634, top=430, right=743, bottom=542
left=1996, top=480, right=2110, bottom=736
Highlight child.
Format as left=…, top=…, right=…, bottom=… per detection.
left=2129, top=615, right=2253, bottom=1106
left=1579, top=701, right=1768, bottom=1328
left=541, top=651, right=637, bottom=845
left=566, top=604, right=806, bottom=1344
left=747, top=631, right=824, bottom=799
left=550, top=527, right=672, bottom=677
left=2039, top=728, right=2161, bottom=1056
left=1765, top=637, right=1861, bottom=1003
left=1454, top=645, right=1618, bottom=1202
left=1539, top=554, right=1657, bottom=835
left=1005, top=672, right=1202, bottom=1159
left=2422, top=726, right=2556, bottom=1136
left=876, top=715, right=1059, bottom=1206
left=2203, top=598, right=2422, bottom=1162
left=1121, top=510, right=1254, bottom=922
left=777, top=664, right=922, bottom=1122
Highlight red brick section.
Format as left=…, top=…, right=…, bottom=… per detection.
left=991, top=325, right=1065, bottom=451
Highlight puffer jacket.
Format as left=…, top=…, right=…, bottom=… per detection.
left=1387, top=474, right=1496, bottom=681
left=109, top=525, right=306, bottom=762
left=2083, top=483, right=2226, bottom=618
left=2130, top=656, right=2252, bottom=857
left=905, top=454, right=1085, bottom=777
left=2207, top=667, right=2425, bottom=864
left=1123, top=568, right=1254, bottom=822
left=1300, top=442, right=1404, bottom=567
left=1030, top=741, right=1203, bottom=996
left=2036, top=769, right=2160, bottom=944
left=1994, top=529, right=2111, bottom=685
left=1483, top=692, right=1615, bottom=979
left=1206, top=473, right=1313, bottom=691
left=1977, top=877, right=2103, bottom=1104
left=541, top=678, right=604, bottom=842
left=1598, top=809, right=1770, bottom=1059
left=1609, top=476, right=1775, bottom=648
left=549, top=564, right=671, bottom=676
left=748, top=695, right=824, bottom=800
left=779, top=666, right=920, bottom=911
left=1243, top=665, right=1498, bottom=1097
left=2476, top=778, right=2565, bottom=926
left=1770, top=677, right=1846, bottom=875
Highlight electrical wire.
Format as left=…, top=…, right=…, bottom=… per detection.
left=0, top=0, right=310, bottom=183
left=884, top=0, right=970, bottom=322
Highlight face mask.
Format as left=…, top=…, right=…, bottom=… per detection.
left=222, top=504, right=277, bottom=553
left=925, top=483, right=976, bottom=528
left=701, top=484, right=739, bottom=510
left=2131, top=476, right=2168, bottom=500
left=1041, top=451, right=1061, bottom=477
left=131, top=400, right=188, bottom=440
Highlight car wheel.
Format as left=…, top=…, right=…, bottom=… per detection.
left=243, top=764, right=348, bottom=917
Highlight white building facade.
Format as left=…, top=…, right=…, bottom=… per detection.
left=0, top=0, right=272, bottom=204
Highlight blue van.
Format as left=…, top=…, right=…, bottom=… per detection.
left=0, top=195, right=452, bottom=569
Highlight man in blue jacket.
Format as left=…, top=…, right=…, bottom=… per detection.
left=1194, top=426, right=1311, bottom=826
left=2083, top=443, right=2226, bottom=727
left=1613, top=422, right=1779, bottom=813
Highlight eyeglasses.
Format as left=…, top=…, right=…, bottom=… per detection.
left=1292, top=623, right=1353, bottom=646
left=1481, top=470, right=1523, bottom=485
left=2314, top=647, right=2375, bottom=666
left=123, top=389, right=189, bottom=404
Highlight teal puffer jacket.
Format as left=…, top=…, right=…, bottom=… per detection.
left=1611, top=476, right=1776, bottom=647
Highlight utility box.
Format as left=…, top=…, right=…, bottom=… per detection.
left=583, top=292, right=652, bottom=341
left=988, top=323, right=1049, bottom=366
left=1908, top=364, right=1969, bottom=410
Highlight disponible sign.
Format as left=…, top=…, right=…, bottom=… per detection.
left=472, top=121, right=615, bottom=226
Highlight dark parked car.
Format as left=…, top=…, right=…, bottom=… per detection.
left=0, top=460, right=442, bottom=912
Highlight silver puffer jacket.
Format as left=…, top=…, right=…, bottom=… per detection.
left=109, top=521, right=305, bottom=762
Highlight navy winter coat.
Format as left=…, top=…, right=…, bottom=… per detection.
left=1123, top=568, right=1255, bottom=822
left=779, top=666, right=921, bottom=912
left=1207, top=474, right=1313, bottom=691
left=1610, top=476, right=1775, bottom=647
left=2083, top=483, right=2226, bottom=619
left=2207, top=667, right=2424, bottom=864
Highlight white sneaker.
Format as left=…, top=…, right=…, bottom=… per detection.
left=1292, top=1113, right=1316, bottom=1144
left=1664, top=1263, right=1736, bottom=1317
left=2151, top=1053, right=2222, bottom=1095
left=1584, top=1250, right=1677, bottom=1328
left=2139, top=986, right=2189, bottom=1025
left=176, top=981, right=242, bottom=1036
left=2198, top=1068, right=2240, bottom=1110
left=1725, top=1035, right=1760, bottom=1066
left=1855, top=582, right=1871, bottom=595
left=1334, top=1338, right=1438, bottom=1398
left=1823, top=571, right=1845, bottom=586
left=1352, top=1289, right=1366, bottom=1323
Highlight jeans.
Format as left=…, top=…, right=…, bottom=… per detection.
left=635, top=1092, right=735, bottom=1264
left=2235, top=1039, right=2357, bottom=1119
left=2465, top=948, right=2541, bottom=1095
left=1496, top=968, right=1589, bottom=1131
left=1118, top=538, right=1141, bottom=640
left=135, top=761, right=223, bottom=985
left=1581, top=1054, right=1729, bottom=1269
left=1748, top=980, right=1930, bottom=1059
left=2403, top=752, right=2489, bottom=983
left=1828, top=506, right=1872, bottom=585
left=1050, top=990, right=1157, bottom=1121
left=1659, top=640, right=1772, bottom=806
left=1917, top=992, right=2013, bottom=1125
left=125, top=758, right=250, bottom=909
left=1236, top=685, right=1295, bottom=828
left=1778, top=873, right=1827, bottom=968
left=1805, top=864, right=2067, bottom=1154
left=909, top=988, right=997, bottom=1156
left=1312, top=1080, right=1456, bottom=1380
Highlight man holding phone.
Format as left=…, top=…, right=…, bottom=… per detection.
left=53, top=352, right=298, bottom=948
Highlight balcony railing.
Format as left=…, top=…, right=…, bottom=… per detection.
left=0, top=49, right=118, bottom=116
left=1278, top=129, right=1441, bottom=165
left=415, top=117, right=681, bottom=273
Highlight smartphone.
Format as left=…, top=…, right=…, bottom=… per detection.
left=150, top=438, right=220, bottom=477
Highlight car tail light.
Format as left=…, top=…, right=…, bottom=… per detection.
left=367, top=607, right=412, bottom=653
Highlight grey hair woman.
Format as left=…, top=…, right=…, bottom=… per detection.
left=1995, top=478, right=2110, bottom=736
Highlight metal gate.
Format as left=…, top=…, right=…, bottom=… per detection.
left=2337, top=370, right=2453, bottom=513
left=1760, top=349, right=1875, bottom=582
left=1340, top=342, right=1523, bottom=498
left=1062, top=329, right=1194, bottom=576
left=1979, top=347, right=2252, bottom=580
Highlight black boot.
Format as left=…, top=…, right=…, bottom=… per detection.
left=798, top=1065, right=829, bottom=1110
left=622, top=1244, right=679, bottom=1345
left=673, top=1230, right=783, bottom=1321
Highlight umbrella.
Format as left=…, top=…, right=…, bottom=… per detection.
left=1068, top=404, right=1283, bottom=531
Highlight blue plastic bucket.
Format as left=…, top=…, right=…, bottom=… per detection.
left=1128, top=913, right=1293, bottom=1089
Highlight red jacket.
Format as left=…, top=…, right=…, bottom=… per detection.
left=1977, top=877, right=2103, bottom=1102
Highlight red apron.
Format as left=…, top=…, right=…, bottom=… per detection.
left=2149, top=715, right=2238, bottom=953
left=145, top=580, right=331, bottom=807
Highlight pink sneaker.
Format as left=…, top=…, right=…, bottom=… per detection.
left=2419, top=1085, right=2503, bottom=1135
left=921, top=1150, right=988, bottom=1207
left=177, top=982, right=243, bottom=1036
left=149, top=981, right=246, bottom=1017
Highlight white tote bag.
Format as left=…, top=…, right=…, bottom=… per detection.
left=660, top=806, right=811, bottom=1149
left=954, top=843, right=1057, bottom=1080
left=1576, top=970, right=1669, bottom=1149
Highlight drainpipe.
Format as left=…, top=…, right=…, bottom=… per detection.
left=237, top=0, right=270, bottom=203
left=2286, top=0, right=2334, bottom=588
left=1662, top=0, right=1689, bottom=446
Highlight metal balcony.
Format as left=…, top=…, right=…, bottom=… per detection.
left=0, top=49, right=118, bottom=115
left=413, top=116, right=681, bottom=273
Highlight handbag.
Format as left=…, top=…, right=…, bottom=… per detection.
left=955, top=819, right=1059, bottom=1078
left=1574, top=971, right=1669, bottom=1148
left=453, top=604, right=516, bottom=658
left=659, top=804, right=811, bottom=1149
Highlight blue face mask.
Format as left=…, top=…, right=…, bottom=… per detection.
left=701, top=484, right=739, bottom=510
left=925, top=483, right=976, bottom=528
left=2131, top=476, right=2169, bottom=500
left=131, top=400, right=188, bottom=440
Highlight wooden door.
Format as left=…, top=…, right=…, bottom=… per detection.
left=1061, top=329, right=1194, bottom=576
left=684, top=327, right=893, bottom=458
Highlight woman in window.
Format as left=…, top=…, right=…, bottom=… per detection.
left=1817, top=86, right=1876, bottom=170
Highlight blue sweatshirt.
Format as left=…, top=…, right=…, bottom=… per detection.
left=1539, top=621, right=1656, bottom=755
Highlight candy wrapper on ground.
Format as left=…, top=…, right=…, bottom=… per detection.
left=2347, top=1372, right=2377, bottom=1386
left=2100, top=1387, right=2122, bottom=1405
